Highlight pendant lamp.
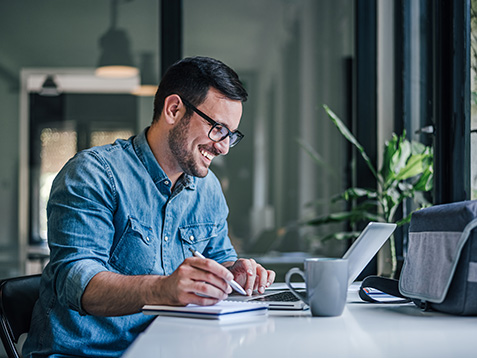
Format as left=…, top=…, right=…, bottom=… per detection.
left=95, top=0, right=138, bottom=78
left=39, top=75, right=61, bottom=96
left=132, top=52, right=158, bottom=96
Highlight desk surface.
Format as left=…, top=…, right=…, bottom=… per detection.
left=123, top=286, right=477, bottom=358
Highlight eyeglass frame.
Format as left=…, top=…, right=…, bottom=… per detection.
left=180, top=96, right=244, bottom=147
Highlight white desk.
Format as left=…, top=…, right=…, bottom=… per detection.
left=123, top=286, right=477, bottom=358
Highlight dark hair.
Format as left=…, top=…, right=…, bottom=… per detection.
left=152, top=56, right=248, bottom=122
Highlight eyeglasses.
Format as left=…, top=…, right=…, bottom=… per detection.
left=181, top=97, right=244, bottom=147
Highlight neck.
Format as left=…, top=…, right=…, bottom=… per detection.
left=146, top=124, right=183, bottom=188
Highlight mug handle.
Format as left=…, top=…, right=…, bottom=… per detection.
left=285, top=267, right=308, bottom=304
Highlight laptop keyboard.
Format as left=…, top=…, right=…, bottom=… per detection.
left=255, top=290, right=303, bottom=302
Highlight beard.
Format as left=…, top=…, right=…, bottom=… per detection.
left=168, top=114, right=217, bottom=178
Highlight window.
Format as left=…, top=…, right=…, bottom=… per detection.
left=38, top=128, right=77, bottom=239
left=29, top=93, right=137, bottom=243
left=183, top=0, right=355, bottom=261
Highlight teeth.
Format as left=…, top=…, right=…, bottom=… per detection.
left=201, top=150, right=214, bottom=160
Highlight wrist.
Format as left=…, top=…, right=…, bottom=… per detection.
left=221, top=261, right=235, bottom=269
left=141, top=275, right=168, bottom=305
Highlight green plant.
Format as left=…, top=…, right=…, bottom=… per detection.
left=303, top=105, right=433, bottom=276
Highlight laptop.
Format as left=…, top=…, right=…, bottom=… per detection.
left=227, top=222, right=396, bottom=310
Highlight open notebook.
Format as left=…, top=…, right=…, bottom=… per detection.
left=228, top=222, right=396, bottom=310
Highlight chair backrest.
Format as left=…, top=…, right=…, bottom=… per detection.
left=0, top=274, right=41, bottom=358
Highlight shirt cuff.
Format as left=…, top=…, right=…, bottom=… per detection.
left=63, top=259, right=108, bottom=315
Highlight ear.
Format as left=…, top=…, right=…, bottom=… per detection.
left=163, top=94, right=185, bottom=125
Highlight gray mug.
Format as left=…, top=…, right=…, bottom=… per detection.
left=285, top=258, right=348, bottom=317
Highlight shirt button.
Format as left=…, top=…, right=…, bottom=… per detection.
left=164, top=236, right=169, bottom=242
left=146, top=237, right=150, bottom=242
left=189, top=235, right=194, bottom=241
left=164, top=180, right=170, bottom=186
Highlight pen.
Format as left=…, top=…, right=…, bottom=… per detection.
left=189, top=248, right=247, bottom=296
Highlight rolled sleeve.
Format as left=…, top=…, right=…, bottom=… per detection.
left=204, top=219, right=238, bottom=263
left=62, top=260, right=108, bottom=315
left=46, top=151, right=117, bottom=314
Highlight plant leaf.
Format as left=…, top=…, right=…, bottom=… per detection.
left=395, top=212, right=414, bottom=226
left=411, top=140, right=427, bottom=154
left=380, top=133, right=399, bottom=181
left=333, top=188, right=378, bottom=202
left=394, top=153, right=427, bottom=181
left=391, top=136, right=411, bottom=174
left=413, top=167, right=434, bottom=191
left=296, top=137, right=338, bottom=178
left=321, top=231, right=361, bottom=241
left=323, top=105, right=378, bottom=180
left=305, top=209, right=382, bottom=226
left=383, top=134, right=413, bottom=188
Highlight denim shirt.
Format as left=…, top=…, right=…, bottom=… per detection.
left=23, top=128, right=237, bottom=357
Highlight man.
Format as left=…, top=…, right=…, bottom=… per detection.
left=23, top=56, right=275, bottom=357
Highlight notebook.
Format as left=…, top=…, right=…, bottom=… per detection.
left=228, top=222, right=397, bottom=310
left=142, top=300, right=268, bottom=320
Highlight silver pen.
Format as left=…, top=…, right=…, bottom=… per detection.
left=189, top=248, right=247, bottom=296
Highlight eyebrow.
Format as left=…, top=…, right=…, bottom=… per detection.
left=182, top=98, right=239, bottom=132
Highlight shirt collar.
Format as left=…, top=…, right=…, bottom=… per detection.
left=133, top=127, right=196, bottom=190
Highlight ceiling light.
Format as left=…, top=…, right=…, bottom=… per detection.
left=132, top=52, right=158, bottom=96
left=95, top=0, right=138, bottom=78
left=39, top=75, right=61, bottom=96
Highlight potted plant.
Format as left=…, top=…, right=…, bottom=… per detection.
left=302, top=105, right=433, bottom=277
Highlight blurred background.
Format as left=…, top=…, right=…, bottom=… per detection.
left=0, top=0, right=474, bottom=284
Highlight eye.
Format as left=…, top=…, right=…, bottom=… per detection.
left=211, top=124, right=227, bottom=138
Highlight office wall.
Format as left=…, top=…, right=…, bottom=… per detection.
left=0, top=0, right=159, bottom=277
left=1, top=0, right=358, bottom=278
left=0, top=57, right=20, bottom=277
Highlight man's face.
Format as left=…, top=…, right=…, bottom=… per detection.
left=168, top=88, right=243, bottom=178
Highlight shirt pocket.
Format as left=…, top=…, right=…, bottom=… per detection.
left=109, top=217, right=157, bottom=275
left=179, top=223, right=218, bottom=257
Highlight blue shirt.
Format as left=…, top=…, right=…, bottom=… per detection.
left=23, top=129, right=237, bottom=357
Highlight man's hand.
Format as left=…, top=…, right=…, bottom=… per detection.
left=82, top=257, right=234, bottom=316
left=158, top=257, right=234, bottom=306
left=225, top=259, right=276, bottom=296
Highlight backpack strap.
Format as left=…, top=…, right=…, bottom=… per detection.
left=359, top=275, right=411, bottom=304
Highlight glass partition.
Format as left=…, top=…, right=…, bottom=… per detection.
left=0, top=0, right=159, bottom=277
left=183, top=0, right=355, bottom=262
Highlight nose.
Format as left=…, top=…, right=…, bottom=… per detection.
left=213, top=137, right=230, bottom=155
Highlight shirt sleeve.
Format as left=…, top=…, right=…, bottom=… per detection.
left=203, top=219, right=238, bottom=263
left=201, top=171, right=238, bottom=263
left=45, top=150, right=116, bottom=315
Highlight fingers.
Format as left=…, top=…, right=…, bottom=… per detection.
left=188, top=257, right=234, bottom=288
left=251, top=264, right=275, bottom=294
left=165, top=257, right=276, bottom=307
left=172, top=257, right=233, bottom=304
left=232, top=259, right=276, bottom=296
left=256, top=265, right=269, bottom=294
left=241, top=258, right=256, bottom=296
left=265, top=270, right=276, bottom=288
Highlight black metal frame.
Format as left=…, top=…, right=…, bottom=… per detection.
left=433, top=0, right=471, bottom=203
left=181, top=97, right=244, bottom=147
left=160, top=0, right=182, bottom=78
left=355, top=0, right=378, bottom=195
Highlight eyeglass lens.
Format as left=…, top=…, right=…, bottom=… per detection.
left=210, top=124, right=234, bottom=144
left=181, top=96, right=243, bottom=147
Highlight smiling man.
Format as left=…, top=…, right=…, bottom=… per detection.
left=23, top=57, right=275, bottom=358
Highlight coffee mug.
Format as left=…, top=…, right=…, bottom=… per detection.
left=285, top=258, right=348, bottom=317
